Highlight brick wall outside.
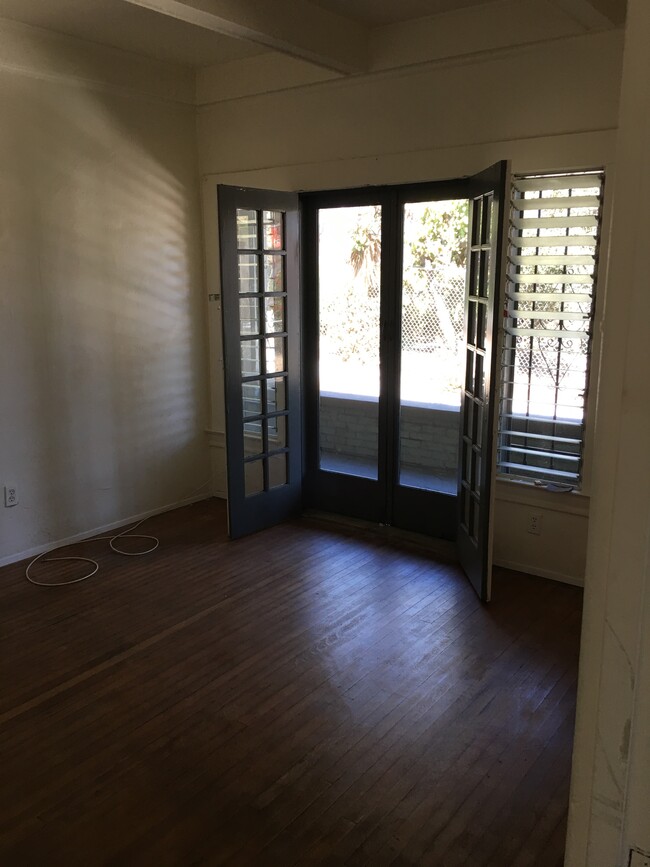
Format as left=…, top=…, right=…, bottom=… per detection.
left=319, top=395, right=460, bottom=471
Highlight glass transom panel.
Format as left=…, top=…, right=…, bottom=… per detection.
left=263, top=211, right=283, bottom=250
left=237, top=209, right=258, bottom=250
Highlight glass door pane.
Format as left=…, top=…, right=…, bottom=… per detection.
left=398, top=199, right=469, bottom=494
left=235, top=207, right=290, bottom=496
left=318, top=205, right=381, bottom=480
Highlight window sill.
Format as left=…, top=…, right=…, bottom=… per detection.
left=495, top=476, right=590, bottom=517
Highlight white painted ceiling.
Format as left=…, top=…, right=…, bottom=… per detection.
left=309, top=0, right=502, bottom=27
left=0, top=0, right=625, bottom=70
left=0, top=0, right=264, bottom=68
left=0, top=0, right=509, bottom=69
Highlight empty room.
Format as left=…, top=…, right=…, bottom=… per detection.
left=1, top=1, right=649, bottom=865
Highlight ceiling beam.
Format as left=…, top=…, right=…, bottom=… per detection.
left=118, top=0, right=369, bottom=73
left=551, top=0, right=626, bottom=29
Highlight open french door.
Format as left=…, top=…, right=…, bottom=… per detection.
left=217, top=164, right=509, bottom=602
left=456, top=161, right=510, bottom=601
left=218, top=185, right=302, bottom=539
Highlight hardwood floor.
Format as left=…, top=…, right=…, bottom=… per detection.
left=0, top=499, right=583, bottom=866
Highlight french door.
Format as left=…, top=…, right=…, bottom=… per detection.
left=218, top=163, right=508, bottom=600
left=218, top=186, right=302, bottom=539
left=302, top=166, right=508, bottom=599
left=457, top=163, right=510, bottom=598
left=303, top=180, right=467, bottom=542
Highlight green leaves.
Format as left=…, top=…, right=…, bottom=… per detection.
left=409, top=200, right=469, bottom=271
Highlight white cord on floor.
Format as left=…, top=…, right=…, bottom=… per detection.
left=25, top=481, right=212, bottom=587
left=26, top=518, right=160, bottom=587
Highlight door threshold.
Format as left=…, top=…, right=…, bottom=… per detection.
left=301, top=509, right=458, bottom=563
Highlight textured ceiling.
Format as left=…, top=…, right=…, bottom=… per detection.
left=0, top=0, right=264, bottom=68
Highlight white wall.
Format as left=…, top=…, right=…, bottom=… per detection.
left=198, top=26, right=624, bottom=585
left=198, top=31, right=622, bottom=175
left=0, top=21, right=209, bottom=565
left=566, top=1, right=650, bottom=862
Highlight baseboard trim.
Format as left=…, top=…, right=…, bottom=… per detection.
left=0, top=494, right=211, bottom=570
left=494, top=557, right=584, bottom=588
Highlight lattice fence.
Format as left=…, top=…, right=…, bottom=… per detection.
left=319, top=268, right=465, bottom=362
left=401, top=268, right=465, bottom=354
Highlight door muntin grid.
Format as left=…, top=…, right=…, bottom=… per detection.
left=236, top=208, right=290, bottom=497
left=460, top=193, right=494, bottom=544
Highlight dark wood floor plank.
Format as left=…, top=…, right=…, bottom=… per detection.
left=226, top=580, right=576, bottom=865
left=340, top=662, right=576, bottom=866
left=260, top=610, right=574, bottom=866
left=0, top=499, right=582, bottom=866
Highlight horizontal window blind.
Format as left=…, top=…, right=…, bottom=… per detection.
left=497, top=171, right=604, bottom=488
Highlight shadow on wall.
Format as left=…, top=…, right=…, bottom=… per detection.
left=0, top=46, right=208, bottom=558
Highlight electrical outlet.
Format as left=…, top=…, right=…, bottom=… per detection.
left=4, top=485, right=18, bottom=507
left=629, top=848, right=650, bottom=867
left=527, top=512, right=542, bottom=535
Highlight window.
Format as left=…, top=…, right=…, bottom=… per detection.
left=497, top=170, right=604, bottom=489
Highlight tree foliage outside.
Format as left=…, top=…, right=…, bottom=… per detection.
left=318, top=202, right=469, bottom=402
left=407, top=200, right=469, bottom=271
left=318, top=206, right=381, bottom=387
left=349, top=204, right=381, bottom=299
left=401, top=200, right=468, bottom=362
